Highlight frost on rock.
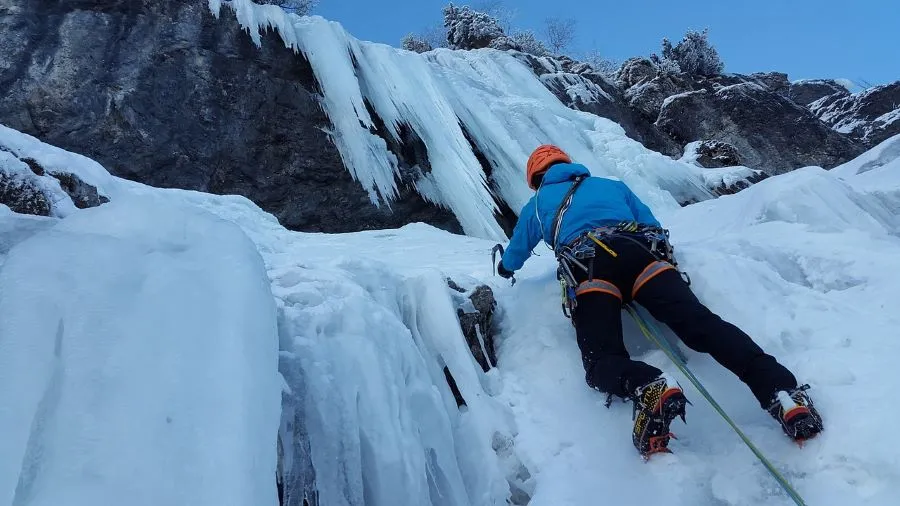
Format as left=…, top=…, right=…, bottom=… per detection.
left=449, top=280, right=498, bottom=372
left=443, top=3, right=505, bottom=50
left=0, top=124, right=116, bottom=198
left=0, top=151, right=74, bottom=217
left=0, top=125, right=114, bottom=216
left=210, top=0, right=716, bottom=239
left=810, top=82, right=900, bottom=146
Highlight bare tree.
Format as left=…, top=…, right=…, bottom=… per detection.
left=259, top=0, right=318, bottom=16
left=472, top=0, right=517, bottom=33
left=545, top=17, right=576, bottom=54
left=421, top=23, right=449, bottom=49
left=580, top=49, right=619, bottom=77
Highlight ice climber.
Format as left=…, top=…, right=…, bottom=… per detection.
left=497, top=144, right=824, bottom=457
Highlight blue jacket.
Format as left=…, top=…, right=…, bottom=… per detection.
left=501, top=163, right=661, bottom=271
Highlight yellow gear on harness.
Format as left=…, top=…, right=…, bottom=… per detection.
left=587, top=231, right=618, bottom=258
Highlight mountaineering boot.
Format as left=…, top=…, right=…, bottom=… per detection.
left=631, top=373, right=688, bottom=458
left=767, top=384, right=823, bottom=443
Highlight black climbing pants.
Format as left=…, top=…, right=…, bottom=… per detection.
left=570, top=235, right=797, bottom=408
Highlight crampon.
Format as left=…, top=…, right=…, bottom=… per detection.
left=768, top=384, right=824, bottom=445
left=631, top=374, right=689, bottom=459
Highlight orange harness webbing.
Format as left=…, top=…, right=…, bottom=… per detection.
left=632, top=261, right=675, bottom=298
left=575, top=279, right=622, bottom=301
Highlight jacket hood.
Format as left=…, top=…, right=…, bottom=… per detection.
left=540, top=163, right=591, bottom=186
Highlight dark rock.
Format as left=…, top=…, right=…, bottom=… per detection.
left=788, top=79, right=849, bottom=107
left=810, top=81, right=900, bottom=147
left=21, top=158, right=45, bottom=176
left=0, top=0, right=460, bottom=235
left=51, top=172, right=108, bottom=209
left=449, top=280, right=498, bottom=372
left=692, top=140, right=744, bottom=168
left=657, top=84, right=865, bottom=173
left=710, top=170, right=770, bottom=196
left=0, top=170, right=52, bottom=216
left=443, top=366, right=467, bottom=407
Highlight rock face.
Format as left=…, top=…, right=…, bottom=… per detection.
left=656, top=83, right=864, bottom=173
left=810, top=82, right=900, bottom=147
left=691, top=140, right=743, bottom=168
left=0, top=0, right=461, bottom=234
left=525, top=54, right=870, bottom=175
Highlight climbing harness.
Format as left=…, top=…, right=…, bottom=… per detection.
left=625, top=304, right=808, bottom=506
left=554, top=221, right=688, bottom=323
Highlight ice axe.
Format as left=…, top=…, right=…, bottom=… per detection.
left=491, top=244, right=516, bottom=286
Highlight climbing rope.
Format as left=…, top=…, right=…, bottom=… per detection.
left=624, top=304, right=807, bottom=506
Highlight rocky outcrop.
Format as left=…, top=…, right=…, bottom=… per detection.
left=788, top=79, right=849, bottom=107
left=50, top=171, right=109, bottom=209
left=449, top=279, right=498, bottom=372
left=623, top=72, right=694, bottom=120
left=748, top=71, right=790, bottom=96
left=690, top=140, right=744, bottom=168
left=657, top=83, right=864, bottom=173
left=0, top=146, right=106, bottom=216
left=526, top=54, right=869, bottom=175
left=0, top=0, right=460, bottom=234
left=0, top=166, right=51, bottom=216
left=810, top=82, right=900, bottom=147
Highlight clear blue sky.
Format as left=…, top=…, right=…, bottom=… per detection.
left=317, top=0, right=898, bottom=86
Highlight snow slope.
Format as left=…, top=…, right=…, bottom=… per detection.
left=208, top=0, right=715, bottom=240
left=498, top=164, right=900, bottom=505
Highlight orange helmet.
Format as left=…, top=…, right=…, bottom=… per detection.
left=526, top=145, right=571, bottom=190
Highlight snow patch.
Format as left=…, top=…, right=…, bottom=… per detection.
left=660, top=89, right=707, bottom=111
left=0, top=124, right=116, bottom=199
left=832, top=133, right=900, bottom=177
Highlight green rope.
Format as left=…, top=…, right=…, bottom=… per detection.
left=624, top=304, right=806, bottom=506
